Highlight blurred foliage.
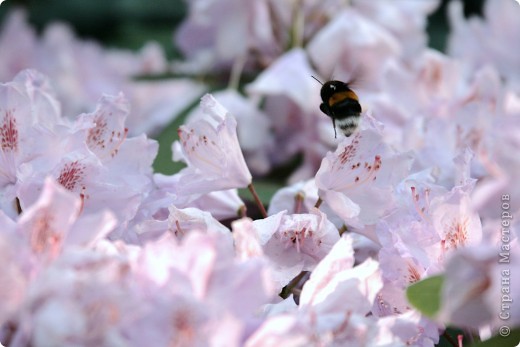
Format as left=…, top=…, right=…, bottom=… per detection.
left=471, top=327, right=520, bottom=347
left=426, top=0, right=486, bottom=51
left=1, top=0, right=487, bottom=61
left=0, top=0, right=187, bottom=59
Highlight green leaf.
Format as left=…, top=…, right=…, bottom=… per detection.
left=471, top=327, right=520, bottom=347
left=406, top=275, right=444, bottom=318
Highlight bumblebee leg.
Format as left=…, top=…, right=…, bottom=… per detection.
left=332, top=118, right=337, bottom=138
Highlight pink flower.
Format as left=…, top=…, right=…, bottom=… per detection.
left=14, top=92, right=157, bottom=236
left=19, top=178, right=116, bottom=261
left=185, top=89, right=273, bottom=175
left=0, top=10, right=36, bottom=81
left=18, top=247, right=136, bottom=346
left=136, top=205, right=230, bottom=243
left=132, top=231, right=275, bottom=345
left=174, top=0, right=277, bottom=72
left=0, top=213, right=26, bottom=326
left=249, top=208, right=340, bottom=290
left=299, top=235, right=381, bottom=314
left=248, top=236, right=389, bottom=346
left=244, top=314, right=310, bottom=346
left=125, top=78, right=206, bottom=136
left=268, top=180, right=320, bottom=215
left=104, top=42, right=168, bottom=76
left=430, top=186, right=482, bottom=257
left=9, top=228, right=276, bottom=346
left=448, top=0, right=520, bottom=91
left=306, top=8, right=400, bottom=88
left=376, top=179, right=482, bottom=286
left=315, top=125, right=412, bottom=232
left=170, top=94, right=252, bottom=196
left=353, top=0, right=439, bottom=58
left=469, top=87, right=520, bottom=219
left=0, top=70, right=63, bottom=216
left=438, top=243, right=520, bottom=331
left=0, top=10, right=201, bottom=136
left=0, top=177, right=118, bottom=335
left=375, top=311, right=440, bottom=347
left=231, top=217, right=264, bottom=260
left=187, top=189, right=245, bottom=221
left=0, top=71, right=157, bottom=241
left=124, top=182, right=245, bottom=244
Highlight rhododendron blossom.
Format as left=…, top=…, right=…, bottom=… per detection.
left=1, top=1, right=519, bottom=346
left=315, top=125, right=412, bottom=232
left=247, top=208, right=340, bottom=291
left=168, top=94, right=252, bottom=197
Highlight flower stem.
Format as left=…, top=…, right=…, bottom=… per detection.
left=248, top=183, right=267, bottom=218
left=314, top=197, right=323, bottom=209
left=280, top=271, right=309, bottom=299
left=228, top=54, right=247, bottom=91
left=238, top=204, right=247, bottom=218
left=290, top=0, right=304, bottom=48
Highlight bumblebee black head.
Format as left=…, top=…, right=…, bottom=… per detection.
left=320, top=80, right=351, bottom=104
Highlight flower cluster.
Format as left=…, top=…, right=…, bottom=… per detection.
left=0, top=10, right=206, bottom=135
left=1, top=0, right=519, bottom=346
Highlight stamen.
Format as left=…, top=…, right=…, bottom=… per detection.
left=410, top=186, right=429, bottom=221
left=294, top=192, right=304, bottom=214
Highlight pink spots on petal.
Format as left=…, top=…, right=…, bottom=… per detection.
left=87, top=113, right=108, bottom=147
left=0, top=110, right=18, bottom=152
left=338, top=134, right=361, bottom=165
left=109, top=128, right=128, bottom=158
left=406, top=262, right=422, bottom=284
left=57, top=161, right=86, bottom=192
left=375, top=294, right=392, bottom=316
left=375, top=294, right=402, bottom=316
left=186, top=134, right=219, bottom=155
left=87, top=113, right=128, bottom=158
left=179, top=126, right=223, bottom=172
left=338, top=155, right=382, bottom=190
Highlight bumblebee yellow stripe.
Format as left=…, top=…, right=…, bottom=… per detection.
left=328, top=90, right=359, bottom=106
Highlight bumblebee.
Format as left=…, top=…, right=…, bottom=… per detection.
left=313, top=77, right=361, bottom=138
